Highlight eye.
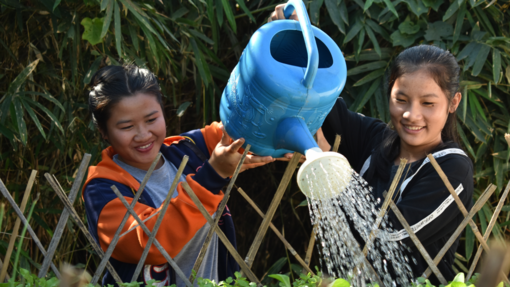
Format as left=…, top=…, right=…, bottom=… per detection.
left=423, top=102, right=435, bottom=106
left=396, top=98, right=406, bottom=103
left=120, top=125, right=133, bottom=130
left=147, top=118, right=157, bottom=123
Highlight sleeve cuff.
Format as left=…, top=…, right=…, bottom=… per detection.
left=191, top=160, right=230, bottom=194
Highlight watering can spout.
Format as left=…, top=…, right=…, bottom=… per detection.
left=273, top=117, right=319, bottom=155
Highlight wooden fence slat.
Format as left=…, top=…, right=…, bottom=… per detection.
left=182, top=182, right=261, bottom=285
left=237, top=187, right=314, bottom=275
left=427, top=155, right=491, bottom=253
left=131, top=156, right=189, bottom=282
left=119, top=210, right=161, bottom=237
left=423, top=184, right=495, bottom=278
left=190, top=145, right=251, bottom=280
left=110, top=186, right=192, bottom=287
left=387, top=197, right=447, bottom=284
left=244, top=153, right=302, bottom=268
left=427, top=156, right=510, bottom=285
left=38, top=154, right=91, bottom=278
left=0, top=170, right=37, bottom=282
left=362, top=159, right=408, bottom=257
left=91, top=153, right=161, bottom=284
left=46, top=174, right=123, bottom=283
left=467, top=179, right=510, bottom=279
left=0, top=178, right=61, bottom=278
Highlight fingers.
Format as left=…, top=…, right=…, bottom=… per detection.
left=240, top=157, right=274, bottom=172
left=276, top=4, right=285, bottom=20
left=219, top=124, right=234, bottom=147
left=226, top=138, right=245, bottom=154
left=244, top=155, right=274, bottom=164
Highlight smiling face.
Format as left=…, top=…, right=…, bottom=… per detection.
left=389, top=69, right=461, bottom=161
left=102, top=93, right=166, bottom=170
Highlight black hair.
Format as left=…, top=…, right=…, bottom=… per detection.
left=365, top=45, right=461, bottom=183
left=87, top=65, right=164, bottom=135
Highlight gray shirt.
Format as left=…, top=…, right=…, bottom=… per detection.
left=113, top=155, right=219, bottom=286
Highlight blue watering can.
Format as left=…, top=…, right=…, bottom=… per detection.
left=220, top=0, right=347, bottom=158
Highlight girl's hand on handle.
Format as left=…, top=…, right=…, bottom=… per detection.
left=209, top=124, right=275, bottom=178
left=268, top=3, right=299, bottom=23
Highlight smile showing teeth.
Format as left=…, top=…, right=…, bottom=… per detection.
left=405, top=126, right=424, bottom=131
left=138, top=143, right=152, bottom=149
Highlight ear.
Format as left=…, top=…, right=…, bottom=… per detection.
left=449, top=92, right=462, bottom=113
left=99, top=129, right=109, bottom=142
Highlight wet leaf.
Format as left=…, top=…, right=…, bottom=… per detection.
left=268, top=274, right=291, bottom=287
left=331, top=278, right=350, bottom=287
left=81, top=17, right=105, bottom=45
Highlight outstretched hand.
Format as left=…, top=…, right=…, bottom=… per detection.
left=208, top=124, right=275, bottom=178
left=267, top=4, right=299, bottom=23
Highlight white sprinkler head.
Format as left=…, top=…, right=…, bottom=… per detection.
left=297, top=148, right=353, bottom=200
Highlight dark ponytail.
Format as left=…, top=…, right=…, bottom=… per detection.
left=87, top=65, right=164, bottom=135
left=365, top=45, right=461, bottom=183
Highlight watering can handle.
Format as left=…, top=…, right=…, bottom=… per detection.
left=283, top=0, right=319, bottom=89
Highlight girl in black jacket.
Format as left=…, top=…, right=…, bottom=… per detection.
left=269, top=6, right=472, bottom=284
left=320, top=45, right=473, bottom=284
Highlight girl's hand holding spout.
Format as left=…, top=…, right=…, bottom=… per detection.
left=208, top=123, right=275, bottom=178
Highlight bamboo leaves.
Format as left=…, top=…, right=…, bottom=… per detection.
left=0, top=59, right=64, bottom=145
left=325, top=0, right=347, bottom=34
left=7, top=60, right=40, bottom=95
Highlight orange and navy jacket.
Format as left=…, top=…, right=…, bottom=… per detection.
left=82, top=122, right=239, bottom=286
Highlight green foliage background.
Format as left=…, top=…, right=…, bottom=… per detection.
left=0, top=0, right=509, bottom=281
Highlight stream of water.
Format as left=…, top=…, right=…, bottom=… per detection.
left=305, top=160, right=414, bottom=286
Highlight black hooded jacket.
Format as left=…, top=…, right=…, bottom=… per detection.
left=322, top=98, right=473, bottom=284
